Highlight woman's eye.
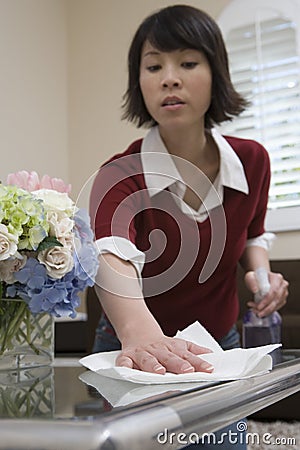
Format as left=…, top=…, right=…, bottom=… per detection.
left=182, top=62, right=198, bottom=69
left=147, top=65, right=161, bottom=72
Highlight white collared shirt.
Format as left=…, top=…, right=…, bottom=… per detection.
left=142, top=126, right=249, bottom=222
left=95, top=127, right=274, bottom=274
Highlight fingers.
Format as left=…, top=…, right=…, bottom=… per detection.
left=163, top=339, right=213, bottom=373
left=116, top=338, right=214, bottom=375
left=116, top=354, right=134, bottom=369
left=247, top=272, right=289, bottom=317
left=186, top=341, right=213, bottom=355
left=148, top=343, right=213, bottom=374
left=117, top=349, right=167, bottom=373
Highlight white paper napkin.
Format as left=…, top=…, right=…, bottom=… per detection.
left=79, top=370, right=211, bottom=407
left=79, top=321, right=281, bottom=385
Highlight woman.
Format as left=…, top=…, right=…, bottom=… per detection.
left=90, top=5, right=288, bottom=448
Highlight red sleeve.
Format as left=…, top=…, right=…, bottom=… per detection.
left=89, top=154, right=145, bottom=246
left=247, top=143, right=271, bottom=239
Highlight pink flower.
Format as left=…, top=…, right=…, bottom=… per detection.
left=40, top=175, right=71, bottom=194
left=7, top=171, right=40, bottom=191
left=6, top=171, right=71, bottom=194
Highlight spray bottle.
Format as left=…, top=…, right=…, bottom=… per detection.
left=242, top=267, right=282, bottom=364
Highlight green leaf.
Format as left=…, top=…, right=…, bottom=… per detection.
left=37, top=236, right=63, bottom=252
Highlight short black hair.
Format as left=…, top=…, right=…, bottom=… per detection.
left=122, top=4, right=248, bottom=129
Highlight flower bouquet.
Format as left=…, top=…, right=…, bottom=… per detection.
left=0, top=171, right=99, bottom=369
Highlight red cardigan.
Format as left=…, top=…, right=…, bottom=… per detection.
left=90, top=135, right=270, bottom=340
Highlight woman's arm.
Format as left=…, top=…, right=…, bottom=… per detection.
left=95, top=253, right=213, bottom=374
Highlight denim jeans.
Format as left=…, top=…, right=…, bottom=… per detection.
left=93, top=313, right=121, bottom=353
left=93, top=315, right=247, bottom=449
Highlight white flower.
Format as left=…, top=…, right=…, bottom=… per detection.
left=0, top=224, right=18, bottom=261
left=38, top=246, right=74, bottom=279
left=46, top=211, right=75, bottom=250
left=47, top=212, right=74, bottom=236
left=57, top=235, right=74, bottom=250
left=0, top=253, right=27, bottom=283
left=32, top=189, right=77, bottom=217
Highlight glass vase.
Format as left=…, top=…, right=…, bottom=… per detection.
left=0, top=298, right=54, bottom=371
left=0, top=365, right=54, bottom=418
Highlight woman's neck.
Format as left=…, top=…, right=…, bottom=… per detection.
left=158, top=124, right=220, bottom=212
left=158, top=124, right=218, bottom=171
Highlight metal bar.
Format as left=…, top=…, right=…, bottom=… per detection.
left=0, top=357, right=299, bottom=450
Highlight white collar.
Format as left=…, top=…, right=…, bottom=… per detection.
left=141, top=126, right=249, bottom=198
left=211, top=128, right=249, bottom=194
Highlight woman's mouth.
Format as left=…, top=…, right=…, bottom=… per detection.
left=162, top=97, right=185, bottom=109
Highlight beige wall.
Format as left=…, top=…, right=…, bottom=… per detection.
left=67, top=0, right=231, bottom=209
left=0, top=0, right=299, bottom=259
left=0, top=0, right=69, bottom=183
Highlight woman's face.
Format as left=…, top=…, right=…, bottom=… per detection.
left=139, top=41, right=212, bottom=131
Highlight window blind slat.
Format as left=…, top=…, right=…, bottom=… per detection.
left=269, top=184, right=300, bottom=196
left=226, top=18, right=295, bottom=42
left=220, top=16, right=300, bottom=212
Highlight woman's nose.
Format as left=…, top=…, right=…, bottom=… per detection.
left=161, top=67, right=181, bottom=88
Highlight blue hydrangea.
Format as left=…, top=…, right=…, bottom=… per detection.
left=5, top=208, right=99, bottom=318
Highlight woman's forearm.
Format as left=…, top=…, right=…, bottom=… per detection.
left=94, top=253, right=164, bottom=345
left=94, top=253, right=214, bottom=374
left=239, top=245, right=270, bottom=273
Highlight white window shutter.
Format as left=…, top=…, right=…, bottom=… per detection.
left=218, top=1, right=300, bottom=231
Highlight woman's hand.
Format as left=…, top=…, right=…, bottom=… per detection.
left=244, top=270, right=289, bottom=317
left=96, top=253, right=214, bottom=375
left=116, top=336, right=214, bottom=374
